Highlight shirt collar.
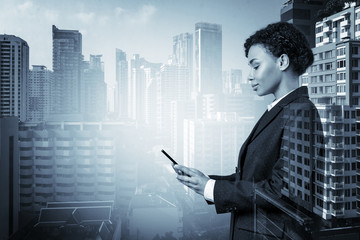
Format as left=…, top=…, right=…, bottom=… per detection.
left=267, top=89, right=296, bottom=112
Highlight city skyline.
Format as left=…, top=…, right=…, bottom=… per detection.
left=0, top=0, right=285, bottom=86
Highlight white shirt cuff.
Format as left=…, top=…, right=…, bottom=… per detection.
left=203, top=179, right=216, bottom=202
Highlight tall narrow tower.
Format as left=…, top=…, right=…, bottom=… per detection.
left=194, top=23, right=222, bottom=94
left=52, top=25, right=82, bottom=115
left=0, top=35, right=29, bottom=122
left=115, top=49, right=128, bottom=119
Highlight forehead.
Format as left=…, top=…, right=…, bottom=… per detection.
left=248, top=44, right=275, bottom=62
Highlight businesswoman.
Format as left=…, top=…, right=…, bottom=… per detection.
left=174, top=22, right=321, bottom=239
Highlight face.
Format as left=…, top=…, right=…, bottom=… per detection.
left=247, top=44, right=282, bottom=97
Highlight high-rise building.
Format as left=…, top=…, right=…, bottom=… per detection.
left=0, top=35, right=29, bottom=122
left=0, top=117, right=19, bottom=239
left=280, top=0, right=325, bottom=48
left=115, top=49, right=128, bottom=119
left=300, top=3, right=360, bottom=220
left=173, top=33, right=193, bottom=92
left=128, top=54, right=161, bottom=123
left=194, top=22, right=222, bottom=94
left=81, top=55, right=106, bottom=121
left=27, top=65, right=52, bottom=122
left=157, top=64, right=190, bottom=142
left=52, top=25, right=82, bottom=115
left=18, top=121, right=134, bottom=213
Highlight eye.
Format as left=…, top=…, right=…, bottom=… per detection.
left=253, top=65, right=259, bottom=70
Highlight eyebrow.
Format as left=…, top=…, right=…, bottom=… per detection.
left=248, top=58, right=258, bottom=65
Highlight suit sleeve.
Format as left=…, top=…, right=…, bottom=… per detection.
left=212, top=157, right=283, bottom=213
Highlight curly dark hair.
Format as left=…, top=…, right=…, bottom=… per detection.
left=244, top=22, right=314, bottom=76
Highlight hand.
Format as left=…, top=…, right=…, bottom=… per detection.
left=173, top=165, right=210, bottom=196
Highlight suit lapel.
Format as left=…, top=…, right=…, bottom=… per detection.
left=237, top=86, right=309, bottom=170
left=250, top=86, right=308, bottom=142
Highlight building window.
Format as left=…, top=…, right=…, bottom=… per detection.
left=337, top=84, right=346, bottom=93
left=337, top=47, right=346, bottom=56
left=337, top=72, right=346, bottom=81
left=352, top=59, right=359, bottom=67
left=325, top=74, right=333, bottom=82
left=316, top=26, right=323, bottom=33
left=325, top=86, right=335, bottom=93
left=353, top=46, right=359, bottom=54
left=316, top=36, right=323, bottom=44
left=337, top=59, right=346, bottom=68
left=311, top=87, right=317, bottom=94
left=325, top=62, right=332, bottom=70
left=325, top=50, right=332, bottom=59
left=352, top=72, right=359, bottom=80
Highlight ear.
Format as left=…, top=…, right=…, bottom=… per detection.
left=277, top=54, right=290, bottom=71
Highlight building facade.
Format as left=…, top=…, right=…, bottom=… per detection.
left=27, top=65, right=52, bottom=122
left=81, top=55, right=106, bottom=121
left=280, top=0, right=325, bottom=48
left=0, top=35, right=29, bottom=122
left=194, top=22, right=222, bottom=94
left=115, top=49, right=128, bottom=119
left=300, top=3, right=360, bottom=220
left=18, top=122, right=137, bottom=214
left=52, top=25, right=82, bottom=115
left=0, top=117, right=19, bottom=239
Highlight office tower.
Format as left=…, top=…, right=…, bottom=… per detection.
left=222, top=69, right=243, bottom=94
left=27, top=65, right=52, bottom=122
left=0, top=117, right=19, bottom=239
left=157, top=64, right=190, bottom=142
left=300, top=3, right=360, bottom=220
left=0, top=35, right=29, bottom=122
left=128, top=54, right=161, bottom=123
left=52, top=25, right=82, bottom=115
left=280, top=0, right=325, bottom=48
left=194, top=22, right=222, bottom=94
left=115, top=49, right=128, bottom=119
left=173, top=33, right=193, bottom=92
left=81, top=55, right=106, bottom=121
left=144, top=67, right=157, bottom=127
left=173, top=33, right=193, bottom=68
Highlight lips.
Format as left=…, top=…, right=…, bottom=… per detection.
left=252, top=83, right=259, bottom=90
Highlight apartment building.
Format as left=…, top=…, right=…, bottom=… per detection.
left=300, top=3, right=360, bottom=220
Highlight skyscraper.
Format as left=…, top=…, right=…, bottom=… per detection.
left=194, top=22, right=222, bottom=94
left=173, top=33, right=193, bottom=92
left=52, top=25, right=82, bottom=115
left=0, top=35, right=29, bottom=122
left=27, top=65, right=52, bottom=122
left=81, top=55, right=106, bottom=121
left=128, top=54, right=161, bottom=123
left=115, top=49, right=128, bottom=119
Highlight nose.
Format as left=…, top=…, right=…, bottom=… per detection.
left=248, top=69, right=254, bottom=82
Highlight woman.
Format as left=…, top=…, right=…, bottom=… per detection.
left=174, top=22, right=320, bottom=239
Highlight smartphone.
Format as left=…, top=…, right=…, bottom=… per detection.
left=161, top=149, right=189, bottom=176
left=161, top=149, right=178, bottom=165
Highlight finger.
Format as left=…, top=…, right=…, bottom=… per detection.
left=177, top=175, right=199, bottom=186
left=174, top=165, right=193, bottom=176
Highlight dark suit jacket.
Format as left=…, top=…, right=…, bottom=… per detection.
left=209, top=86, right=317, bottom=239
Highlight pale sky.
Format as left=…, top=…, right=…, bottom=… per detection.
left=0, top=0, right=285, bottom=85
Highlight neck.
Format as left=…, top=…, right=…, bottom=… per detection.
left=273, top=74, right=299, bottom=99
